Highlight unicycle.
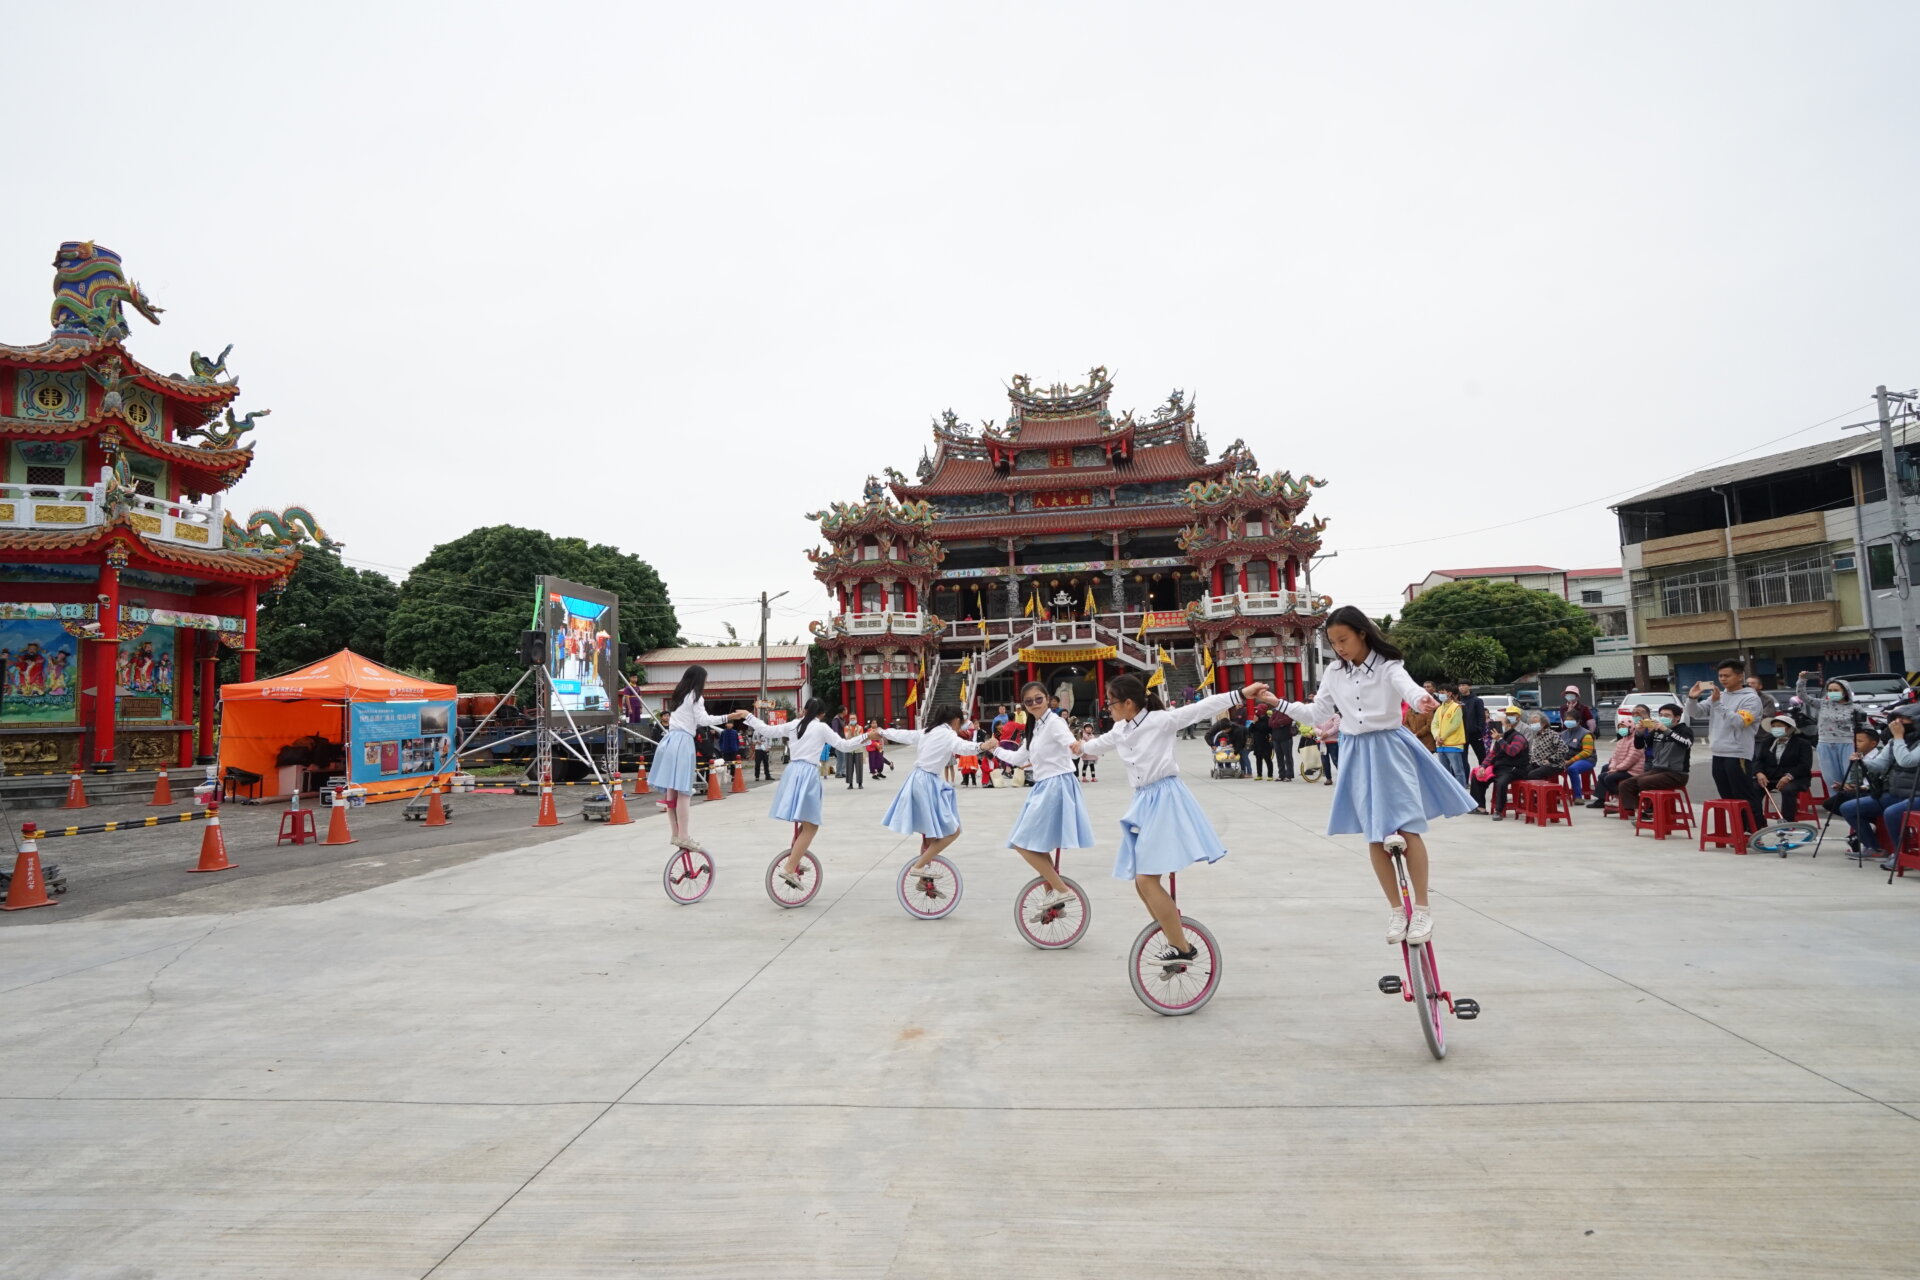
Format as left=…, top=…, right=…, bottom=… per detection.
left=1128, top=872, right=1222, bottom=1015
left=1013, top=848, right=1091, bottom=949
left=1749, top=785, right=1819, bottom=857
left=1375, top=834, right=1477, bottom=1059
left=663, top=843, right=716, bottom=904
left=897, top=837, right=963, bottom=919
left=766, top=821, right=823, bottom=908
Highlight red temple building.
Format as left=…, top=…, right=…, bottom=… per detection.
left=0, top=242, right=316, bottom=772
left=808, top=367, right=1330, bottom=723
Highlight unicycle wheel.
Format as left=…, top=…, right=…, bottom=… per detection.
left=1128, top=915, right=1222, bottom=1015
left=662, top=846, right=716, bottom=905
left=897, top=854, right=963, bottom=920
left=765, top=849, right=822, bottom=908
left=1013, top=875, right=1091, bottom=949
left=1749, top=821, right=1819, bottom=857
left=1407, top=940, right=1446, bottom=1060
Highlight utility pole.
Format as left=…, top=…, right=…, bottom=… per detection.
left=758, top=590, right=789, bottom=706
left=1874, top=386, right=1920, bottom=682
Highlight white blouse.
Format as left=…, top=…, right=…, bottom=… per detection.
left=667, top=692, right=729, bottom=736
left=878, top=724, right=987, bottom=774
left=1079, top=690, right=1245, bottom=790
left=992, top=710, right=1077, bottom=782
left=1273, top=656, right=1428, bottom=737
left=742, top=713, right=866, bottom=761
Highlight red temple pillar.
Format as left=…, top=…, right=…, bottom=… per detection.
left=855, top=677, right=867, bottom=723
left=1026, top=661, right=1036, bottom=687
left=839, top=674, right=849, bottom=715
left=1243, top=661, right=1254, bottom=690
left=1211, top=563, right=1224, bottom=596
left=1095, top=660, right=1106, bottom=707
left=1238, top=562, right=1250, bottom=593
left=198, top=638, right=218, bottom=763
left=1285, top=557, right=1298, bottom=590
left=175, top=630, right=195, bottom=767
left=239, top=583, right=259, bottom=682
left=904, top=583, right=916, bottom=613
left=86, top=558, right=123, bottom=769
left=883, top=677, right=894, bottom=726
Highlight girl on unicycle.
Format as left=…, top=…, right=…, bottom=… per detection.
left=1255, top=606, right=1474, bottom=946
left=652, top=665, right=748, bottom=853
left=992, top=681, right=1094, bottom=912
left=1072, top=673, right=1264, bottom=965
left=741, top=698, right=872, bottom=888
left=875, top=703, right=988, bottom=870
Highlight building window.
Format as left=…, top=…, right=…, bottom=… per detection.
left=1660, top=568, right=1730, bottom=617
left=1741, top=554, right=1832, bottom=609
left=1869, top=543, right=1896, bottom=590
left=24, top=465, right=66, bottom=492
left=1580, top=589, right=1603, bottom=605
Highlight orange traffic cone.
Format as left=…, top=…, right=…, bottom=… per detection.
left=606, top=773, right=633, bottom=826
left=321, top=792, right=357, bottom=846
left=189, top=804, right=234, bottom=872
left=2, top=824, right=56, bottom=910
left=148, top=769, right=174, bottom=807
left=633, top=762, right=650, bottom=795
left=62, top=771, right=87, bottom=810
left=424, top=786, right=450, bottom=827
left=705, top=765, right=724, bottom=802
left=533, top=773, right=560, bottom=827
left=731, top=762, right=748, bottom=794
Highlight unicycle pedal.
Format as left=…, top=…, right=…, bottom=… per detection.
left=1453, top=997, right=1480, bottom=1020
left=1378, top=975, right=1403, bottom=995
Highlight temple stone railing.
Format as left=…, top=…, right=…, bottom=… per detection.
left=0, top=480, right=223, bottom=549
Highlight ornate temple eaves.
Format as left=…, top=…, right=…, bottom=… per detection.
left=0, top=520, right=303, bottom=581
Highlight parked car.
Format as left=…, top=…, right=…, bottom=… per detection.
left=1834, top=672, right=1911, bottom=716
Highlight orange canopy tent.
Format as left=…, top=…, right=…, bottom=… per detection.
left=220, top=650, right=458, bottom=800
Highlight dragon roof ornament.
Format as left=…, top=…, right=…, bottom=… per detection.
left=1006, top=365, right=1113, bottom=416
left=1179, top=470, right=1328, bottom=511
left=49, top=242, right=163, bottom=343
left=805, top=479, right=938, bottom=539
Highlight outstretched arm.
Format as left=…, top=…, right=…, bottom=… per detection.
left=878, top=727, right=923, bottom=746
left=741, top=713, right=794, bottom=740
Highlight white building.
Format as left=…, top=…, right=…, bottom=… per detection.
left=635, top=646, right=812, bottom=713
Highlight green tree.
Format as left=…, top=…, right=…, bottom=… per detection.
left=385, top=525, right=680, bottom=694
left=1439, top=634, right=1507, bottom=687
left=807, top=642, right=841, bottom=706
left=220, top=546, right=401, bottom=684
left=1392, top=580, right=1596, bottom=683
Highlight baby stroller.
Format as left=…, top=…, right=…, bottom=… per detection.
left=1209, top=729, right=1242, bottom=779
left=1297, top=730, right=1324, bottom=782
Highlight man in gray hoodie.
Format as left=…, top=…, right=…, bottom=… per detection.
left=1691, top=659, right=1766, bottom=828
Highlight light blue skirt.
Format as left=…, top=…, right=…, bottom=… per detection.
left=653, top=728, right=697, bottom=794
left=1113, top=776, right=1227, bottom=879
left=1327, top=725, right=1477, bottom=842
left=1007, top=772, right=1096, bottom=852
left=768, top=763, right=823, bottom=826
left=883, top=768, right=961, bottom=838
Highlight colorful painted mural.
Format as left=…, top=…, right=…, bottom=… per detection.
left=0, top=619, right=79, bottom=724
left=116, top=628, right=175, bottom=721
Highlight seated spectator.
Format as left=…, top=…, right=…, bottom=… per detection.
left=1753, top=713, right=1812, bottom=823
left=1560, top=720, right=1597, bottom=799
left=1846, top=712, right=1920, bottom=868
left=1523, top=710, right=1570, bottom=782
left=1615, top=704, right=1695, bottom=815
left=1586, top=707, right=1651, bottom=809
left=1830, top=727, right=1885, bottom=853
left=1470, top=707, right=1530, bottom=819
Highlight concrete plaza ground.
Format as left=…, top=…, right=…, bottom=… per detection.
left=1, top=739, right=1915, bottom=1278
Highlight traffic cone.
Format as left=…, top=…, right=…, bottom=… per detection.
left=148, top=769, right=174, bottom=807
left=321, top=792, right=358, bottom=846
left=705, top=765, right=724, bottom=802
left=2, top=824, right=56, bottom=910
left=533, top=772, right=560, bottom=827
left=62, top=770, right=87, bottom=810
left=606, top=773, right=633, bottom=826
left=189, top=804, right=234, bottom=872
left=424, top=786, right=450, bottom=827
left=731, top=762, right=747, bottom=794
left=633, top=762, right=650, bottom=795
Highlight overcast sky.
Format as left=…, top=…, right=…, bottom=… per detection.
left=7, top=2, right=1916, bottom=643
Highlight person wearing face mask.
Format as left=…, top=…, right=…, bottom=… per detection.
left=1430, top=687, right=1469, bottom=786
left=1794, top=669, right=1861, bottom=796
left=1586, top=709, right=1651, bottom=808
left=1614, top=703, right=1696, bottom=816
left=1559, top=717, right=1597, bottom=799
left=1559, top=685, right=1595, bottom=734
left=1469, top=707, right=1531, bottom=818
left=1524, top=710, right=1570, bottom=779
left=1753, top=713, right=1812, bottom=823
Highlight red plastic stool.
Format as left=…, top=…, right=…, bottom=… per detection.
left=1808, top=771, right=1830, bottom=803
left=1503, top=781, right=1535, bottom=821
left=1532, top=782, right=1574, bottom=827
left=278, top=807, right=317, bottom=846
left=1699, top=799, right=1759, bottom=852
left=1633, top=790, right=1692, bottom=840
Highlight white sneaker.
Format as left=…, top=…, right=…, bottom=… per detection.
left=1385, top=908, right=1409, bottom=945
left=1406, top=905, right=1433, bottom=945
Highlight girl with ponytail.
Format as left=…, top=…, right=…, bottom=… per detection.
left=741, top=697, right=875, bottom=890
left=990, top=681, right=1094, bottom=910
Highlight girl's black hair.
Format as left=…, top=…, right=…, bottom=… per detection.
left=929, top=702, right=963, bottom=729
left=795, top=696, right=826, bottom=739
left=1323, top=605, right=1403, bottom=666
left=1107, top=673, right=1165, bottom=714
left=1018, top=681, right=1049, bottom=745
left=671, top=664, right=708, bottom=711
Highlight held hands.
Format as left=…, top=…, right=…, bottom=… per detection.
left=1412, top=694, right=1439, bottom=714
left=1069, top=741, right=1083, bottom=756
left=1241, top=682, right=1271, bottom=704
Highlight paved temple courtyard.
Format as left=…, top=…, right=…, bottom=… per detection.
left=1, top=739, right=1915, bottom=1279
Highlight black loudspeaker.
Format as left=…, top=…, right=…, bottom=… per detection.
left=617, top=643, right=632, bottom=667
left=518, top=630, right=546, bottom=665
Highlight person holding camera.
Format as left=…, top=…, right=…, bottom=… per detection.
left=1690, top=659, right=1766, bottom=830
left=1830, top=726, right=1886, bottom=855
left=1795, top=669, right=1862, bottom=793
left=1838, top=715, right=1920, bottom=867
left=1614, top=703, right=1696, bottom=817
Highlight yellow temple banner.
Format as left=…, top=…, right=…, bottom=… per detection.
left=1015, top=645, right=1116, bottom=664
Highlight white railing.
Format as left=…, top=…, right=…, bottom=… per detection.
left=839, top=610, right=930, bottom=636
left=0, top=478, right=223, bottom=549
left=1192, top=590, right=1302, bottom=621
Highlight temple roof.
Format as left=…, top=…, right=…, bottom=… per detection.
left=0, top=522, right=301, bottom=582
left=1, top=406, right=254, bottom=486
left=930, top=504, right=1195, bottom=540
left=896, top=441, right=1231, bottom=497
left=0, top=337, right=239, bottom=424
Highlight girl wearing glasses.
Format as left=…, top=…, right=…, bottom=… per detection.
left=1073, top=673, right=1267, bottom=966
left=991, top=681, right=1093, bottom=910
